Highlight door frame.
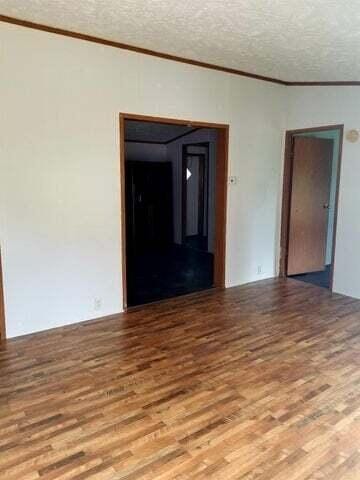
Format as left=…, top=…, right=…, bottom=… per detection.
left=182, top=152, right=207, bottom=242
left=279, top=124, right=344, bottom=291
left=182, top=143, right=210, bottom=244
left=119, top=113, right=229, bottom=310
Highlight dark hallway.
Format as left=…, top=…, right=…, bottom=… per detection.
left=124, top=119, right=217, bottom=307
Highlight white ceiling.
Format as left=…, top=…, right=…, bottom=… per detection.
left=1, top=0, right=360, bottom=82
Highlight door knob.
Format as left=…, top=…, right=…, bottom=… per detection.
left=323, top=203, right=329, bottom=209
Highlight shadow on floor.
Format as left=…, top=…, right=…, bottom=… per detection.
left=289, top=265, right=331, bottom=289
left=127, top=243, right=214, bottom=307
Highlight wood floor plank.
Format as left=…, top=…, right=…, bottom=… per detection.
left=2, top=278, right=360, bottom=478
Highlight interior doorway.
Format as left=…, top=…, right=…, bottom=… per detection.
left=120, top=114, right=228, bottom=309
left=182, top=143, right=210, bottom=251
left=280, top=125, right=343, bottom=290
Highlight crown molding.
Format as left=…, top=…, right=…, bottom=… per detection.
left=290, top=81, right=360, bottom=86
left=0, top=14, right=288, bottom=85
left=1, top=14, right=360, bottom=87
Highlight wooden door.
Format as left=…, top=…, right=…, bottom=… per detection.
left=287, top=137, right=333, bottom=276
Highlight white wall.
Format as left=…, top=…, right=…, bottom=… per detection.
left=285, top=87, right=360, bottom=299
left=0, top=23, right=287, bottom=337
left=4, top=23, right=360, bottom=338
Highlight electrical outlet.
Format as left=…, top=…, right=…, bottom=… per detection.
left=94, top=297, right=102, bottom=311
left=257, top=265, right=262, bottom=275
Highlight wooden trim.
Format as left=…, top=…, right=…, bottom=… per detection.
left=291, top=81, right=360, bottom=86
left=119, top=115, right=128, bottom=310
left=214, top=128, right=229, bottom=288
left=279, top=131, right=295, bottom=278
left=119, top=113, right=228, bottom=309
left=121, top=113, right=229, bottom=129
left=0, top=14, right=288, bottom=86
left=3, top=15, right=360, bottom=86
left=329, top=126, right=344, bottom=290
left=0, top=247, right=6, bottom=340
left=283, top=125, right=345, bottom=135
left=279, top=124, right=344, bottom=292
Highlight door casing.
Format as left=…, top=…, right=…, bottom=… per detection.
left=182, top=143, right=210, bottom=245
left=279, top=124, right=344, bottom=291
left=120, top=113, right=229, bottom=310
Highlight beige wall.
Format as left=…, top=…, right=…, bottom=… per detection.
left=285, top=87, right=360, bottom=299
left=3, top=23, right=360, bottom=339
left=0, top=22, right=287, bottom=337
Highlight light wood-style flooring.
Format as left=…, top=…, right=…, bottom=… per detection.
left=2, top=278, right=360, bottom=479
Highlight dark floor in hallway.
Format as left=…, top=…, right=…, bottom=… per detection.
left=289, top=264, right=331, bottom=289
left=126, top=243, right=214, bottom=306
left=184, top=234, right=209, bottom=251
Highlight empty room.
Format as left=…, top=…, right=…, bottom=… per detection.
left=2, top=2, right=360, bottom=479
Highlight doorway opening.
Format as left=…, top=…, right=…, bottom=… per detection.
left=120, top=114, right=228, bottom=309
left=280, top=125, right=343, bottom=290
left=182, top=142, right=210, bottom=251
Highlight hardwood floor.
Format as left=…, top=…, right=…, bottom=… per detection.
left=2, top=278, right=360, bottom=479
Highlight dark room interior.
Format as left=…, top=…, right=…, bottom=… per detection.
left=124, top=120, right=217, bottom=306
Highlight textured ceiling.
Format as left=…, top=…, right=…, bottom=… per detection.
left=125, top=121, right=195, bottom=143
left=1, top=0, right=360, bottom=82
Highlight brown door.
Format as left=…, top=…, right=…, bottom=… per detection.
left=287, top=137, right=333, bottom=276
